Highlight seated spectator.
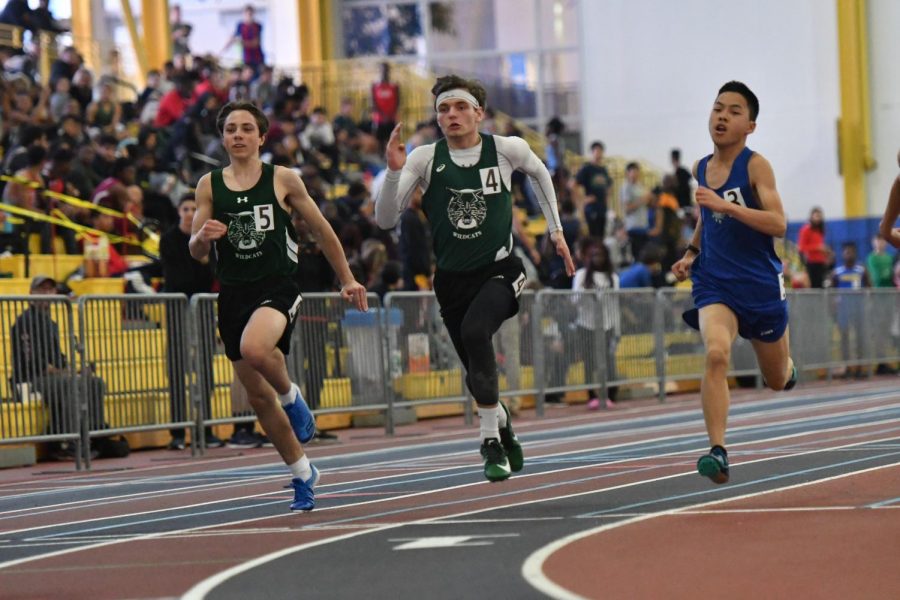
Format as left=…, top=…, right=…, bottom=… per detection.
left=371, top=260, right=403, bottom=301
left=49, top=77, right=71, bottom=122
left=85, top=82, right=122, bottom=136
left=618, top=244, right=663, bottom=288
left=10, top=275, right=109, bottom=459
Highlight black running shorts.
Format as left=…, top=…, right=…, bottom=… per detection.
left=217, top=275, right=302, bottom=361
left=432, top=255, right=526, bottom=320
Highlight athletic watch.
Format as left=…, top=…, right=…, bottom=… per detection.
left=685, top=244, right=701, bottom=256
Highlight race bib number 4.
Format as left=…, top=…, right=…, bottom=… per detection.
left=480, top=167, right=501, bottom=195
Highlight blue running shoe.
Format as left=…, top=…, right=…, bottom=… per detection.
left=290, top=465, right=319, bottom=512
left=283, top=387, right=316, bottom=444
left=697, top=445, right=729, bottom=484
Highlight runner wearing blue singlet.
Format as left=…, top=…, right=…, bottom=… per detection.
left=672, top=81, right=797, bottom=485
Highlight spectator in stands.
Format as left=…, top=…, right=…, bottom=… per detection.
left=91, top=156, right=135, bottom=212
left=620, top=161, right=651, bottom=260
left=670, top=148, right=694, bottom=216
left=86, top=82, right=122, bottom=136
left=48, top=76, right=71, bottom=122
left=332, top=97, right=359, bottom=138
left=831, top=241, right=869, bottom=377
left=576, top=141, right=612, bottom=239
left=4, top=124, right=47, bottom=175
left=797, top=206, right=830, bottom=288
left=371, top=260, right=403, bottom=301
left=69, top=68, right=93, bottom=113
left=572, top=238, right=619, bottom=410
left=91, top=133, right=118, bottom=179
left=153, top=75, right=194, bottom=129
left=250, top=65, right=276, bottom=110
left=170, top=4, right=193, bottom=59
left=57, top=114, right=87, bottom=148
left=31, top=0, right=65, bottom=33
left=159, top=194, right=222, bottom=450
left=3, top=145, right=52, bottom=253
left=49, top=46, right=79, bottom=89
left=605, top=217, right=633, bottom=270
left=222, top=4, right=265, bottom=74
left=544, top=116, right=566, bottom=176
left=618, top=243, right=662, bottom=288
left=371, top=62, right=399, bottom=148
left=647, top=176, right=682, bottom=272
left=866, top=233, right=894, bottom=288
left=10, top=275, right=107, bottom=458
left=398, top=187, right=431, bottom=290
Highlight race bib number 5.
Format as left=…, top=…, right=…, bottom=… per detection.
left=254, top=204, right=275, bottom=231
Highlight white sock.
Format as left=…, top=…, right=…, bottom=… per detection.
left=479, top=405, right=500, bottom=441
left=289, top=455, right=312, bottom=481
left=278, top=383, right=300, bottom=407
left=497, top=402, right=508, bottom=428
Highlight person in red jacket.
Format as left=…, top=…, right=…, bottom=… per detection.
left=797, top=206, right=830, bottom=288
left=371, top=62, right=399, bottom=149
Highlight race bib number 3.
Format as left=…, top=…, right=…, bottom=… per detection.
left=480, top=167, right=501, bottom=195
left=723, top=187, right=747, bottom=208
left=254, top=204, right=275, bottom=231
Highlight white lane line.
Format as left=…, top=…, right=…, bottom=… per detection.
left=520, top=460, right=900, bottom=600
left=1, top=385, right=893, bottom=497
left=1, top=388, right=895, bottom=511
left=178, top=435, right=900, bottom=600
left=5, top=414, right=899, bottom=541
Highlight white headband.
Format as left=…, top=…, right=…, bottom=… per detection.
left=435, top=88, right=481, bottom=111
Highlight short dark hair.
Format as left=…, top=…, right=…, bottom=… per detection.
left=626, top=161, right=639, bottom=172
left=216, top=101, right=269, bottom=136
left=590, top=141, right=605, bottom=151
left=348, top=181, right=368, bottom=198
left=671, top=148, right=681, bottom=161
left=431, top=74, right=487, bottom=108
left=177, top=193, right=196, bottom=207
left=842, top=241, right=857, bottom=251
left=718, top=80, right=759, bottom=121
left=25, top=144, right=47, bottom=167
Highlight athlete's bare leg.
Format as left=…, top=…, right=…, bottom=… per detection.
left=239, top=307, right=293, bottom=395
left=699, top=304, right=738, bottom=447
left=751, top=327, right=794, bottom=390
left=232, top=359, right=302, bottom=465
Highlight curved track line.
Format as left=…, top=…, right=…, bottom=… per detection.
left=520, top=460, right=900, bottom=599
left=178, top=435, right=900, bottom=599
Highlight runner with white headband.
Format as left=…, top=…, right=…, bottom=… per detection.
left=376, top=73, right=574, bottom=482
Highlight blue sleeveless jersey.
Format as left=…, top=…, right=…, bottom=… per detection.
left=833, top=265, right=865, bottom=289
left=692, top=147, right=784, bottom=312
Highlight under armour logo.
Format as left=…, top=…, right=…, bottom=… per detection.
left=237, top=196, right=248, bottom=204
left=436, top=164, right=446, bottom=173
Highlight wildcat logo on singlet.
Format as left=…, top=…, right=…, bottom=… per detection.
left=447, top=187, right=487, bottom=239
left=226, top=211, right=265, bottom=259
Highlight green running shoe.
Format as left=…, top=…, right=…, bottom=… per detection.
left=697, top=445, right=730, bottom=484
left=480, top=438, right=511, bottom=482
left=498, top=401, right=524, bottom=472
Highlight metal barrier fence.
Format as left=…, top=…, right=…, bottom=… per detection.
left=0, top=295, right=83, bottom=468
left=78, top=294, right=193, bottom=467
left=383, top=291, right=469, bottom=424
left=4, top=288, right=900, bottom=467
